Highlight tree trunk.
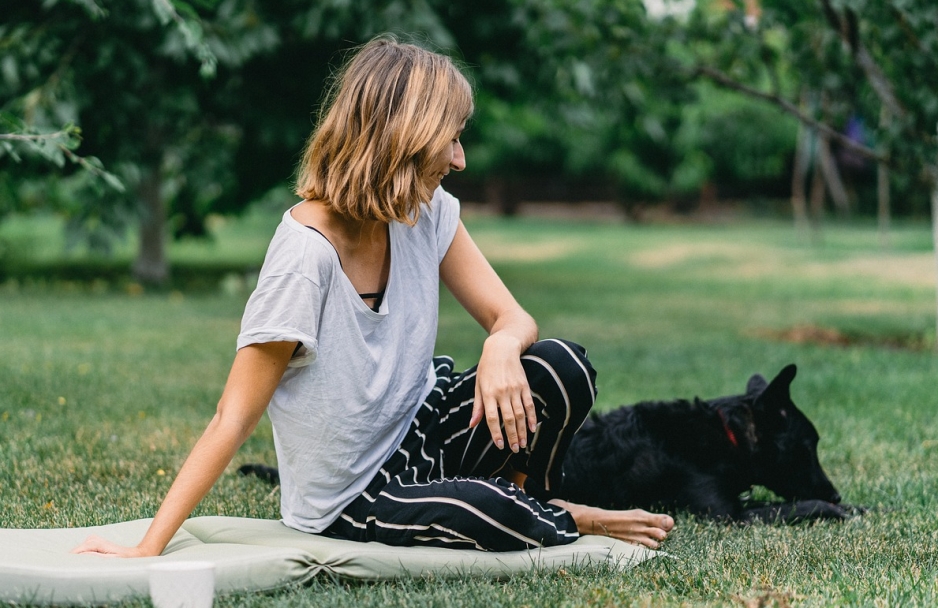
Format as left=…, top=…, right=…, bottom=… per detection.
left=877, top=160, right=891, bottom=246
left=808, top=145, right=826, bottom=243
left=791, top=102, right=811, bottom=234
left=877, top=106, right=891, bottom=248
left=817, top=128, right=851, bottom=216
left=132, top=165, right=169, bottom=285
left=876, top=183, right=890, bottom=250
left=486, top=176, right=519, bottom=217
left=932, top=162, right=938, bottom=351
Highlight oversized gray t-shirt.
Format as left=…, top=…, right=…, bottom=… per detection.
left=237, top=187, right=461, bottom=533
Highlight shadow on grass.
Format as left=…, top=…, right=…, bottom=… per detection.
left=753, top=324, right=936, bottom=352
left=0, top=259, right=259, bottom=292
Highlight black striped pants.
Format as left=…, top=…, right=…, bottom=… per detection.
left=325, top=338, right=597, bottom=551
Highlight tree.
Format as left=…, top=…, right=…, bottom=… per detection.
left=689, top=0, right=938, bottom=343
left=1, top=0, right=462, bottom=284
left=515, top=0, right=938, bottom=343
left=1, top=0, right=280, bottom=282
left=508, top=0, right=710, bottom=214
left=687, top=1, right=937, bottom=218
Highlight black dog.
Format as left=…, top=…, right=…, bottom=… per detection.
left=241, top=364, right=858, bottom=523
left=558, top=364, right=858, bottom=523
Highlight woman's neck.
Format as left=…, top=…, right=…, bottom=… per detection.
left=293, top=200, right=385, bottom=247
left=292, top=199, right=391, bottom=298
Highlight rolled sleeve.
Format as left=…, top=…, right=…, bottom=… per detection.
left=237, top=271, right=321, bottom=367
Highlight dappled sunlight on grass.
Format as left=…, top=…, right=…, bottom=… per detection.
left=625, top=238, right=934, bottom=289
left=470, top=233, right=584, bottom=262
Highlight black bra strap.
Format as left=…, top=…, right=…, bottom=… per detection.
left=304, top=226, right=341, bottom=267
left=304, top=225, right=385, bottom=311
left=360, top=289, right=385, bottom=312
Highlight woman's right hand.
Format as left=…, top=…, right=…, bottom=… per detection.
left=71, top=534, right=155, bottom=558
left=439, top=221, right=540, bottom=450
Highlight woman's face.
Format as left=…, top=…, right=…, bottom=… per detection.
left=424, top=122, right=466, bottom=191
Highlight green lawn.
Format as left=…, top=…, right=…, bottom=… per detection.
left=1, top=210, right=937, bottom=606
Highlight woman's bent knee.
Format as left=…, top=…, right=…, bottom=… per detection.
left=522, top=338, right=596, bottom=415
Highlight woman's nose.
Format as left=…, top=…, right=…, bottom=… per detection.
left=450, top=140, right=466, bottom=172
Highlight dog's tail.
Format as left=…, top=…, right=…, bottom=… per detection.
left=238, top=463, right=280, bottom=486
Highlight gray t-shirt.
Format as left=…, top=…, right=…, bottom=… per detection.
left=237, top=188, right=461, bottom=533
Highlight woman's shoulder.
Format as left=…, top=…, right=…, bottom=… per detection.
left=260, top=206, right=339, bottom=280
left=413, top=188, right=461, bottom=258
left=411, top=187, right=459, bottom=231
left=429, top=187, right=459, bottom=214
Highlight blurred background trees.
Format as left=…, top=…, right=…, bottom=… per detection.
left=2, top=0, right=936, bottom=283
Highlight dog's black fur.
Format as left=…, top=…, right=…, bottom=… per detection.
left=240, top=363, right=859, bottom=524
left=558, top=364, right=858, bottom=523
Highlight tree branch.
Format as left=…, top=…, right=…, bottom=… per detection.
left=0, top=129, right=74, bottom=143
left=817, top=0, right=906, bottom=118
left=0, top=128, right=125, bottom=192
left=692, top=65, right=884, bottom=162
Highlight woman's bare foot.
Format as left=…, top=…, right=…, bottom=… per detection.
left=548, top=499, right=674, bottom=549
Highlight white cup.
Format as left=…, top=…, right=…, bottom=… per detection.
left=148, top=561, right=216, bottom=608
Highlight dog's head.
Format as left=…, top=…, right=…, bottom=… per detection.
left=748, top=364, right=841, bottom=504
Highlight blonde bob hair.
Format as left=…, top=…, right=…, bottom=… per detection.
left=295, top=36, right=473, bottom=225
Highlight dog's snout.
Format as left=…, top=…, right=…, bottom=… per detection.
left=829, top=492, right=841, bottom=504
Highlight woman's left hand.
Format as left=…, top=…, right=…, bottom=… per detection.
left=470, top=332, right=537, bottom=452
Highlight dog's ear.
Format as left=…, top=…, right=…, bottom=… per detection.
left=755, top=364, right=798, bottom=413
left=771, top=364, right=797, bottom=389
left=746, top=374, right=768, bottom=394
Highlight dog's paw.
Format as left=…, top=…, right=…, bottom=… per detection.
left=801, top=500, right=866, bottom=521
left=740, top=499, right=860, bottom=524
left=837, top=503, right=869, bottom=517
left=238, top=463, right=280, bottom=485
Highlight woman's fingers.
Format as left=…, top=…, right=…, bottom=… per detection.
left=522, top=384, right=537, bottom=434
left=480, top=384, right=532, bottom=452
left=510, top=392, right=528, bottom=449
left=500, top=394, right=522, bottom=452
left=473, top=339, right=535, bottom=452
left=72, top=535, right=122, bottom=556
left=469, top=384, right=485, bottom=429
left=472, top=382, right=508, bottom=450
left=484, top=391, right=508, bottom=450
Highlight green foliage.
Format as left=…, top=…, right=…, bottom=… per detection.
left=688, top=0, right=938, bottom=209
left=1, top=0, right=477, bottom=266
left=509, top=0, right=706, bottom=201
left=467, top=91, right=569, bottom=175
left=3, top=0, right=938, bottom=269
left=507, top=0, right=938, bottom=209
left=289, top=0, right=454, bottom=47
left=0, top=0, right=281, bottom=253
left=0, top=114, right=124, bottom=187
left=689, top=85, right=799, bottom=196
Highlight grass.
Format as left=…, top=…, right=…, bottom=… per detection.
left=1, top=209, right=937, bottom=606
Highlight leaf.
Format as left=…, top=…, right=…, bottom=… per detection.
left=151, top=0, right=175, bottom=26
left=0, top=141, right=22, bottom=162
left=101, top=171, right=126, bottom=193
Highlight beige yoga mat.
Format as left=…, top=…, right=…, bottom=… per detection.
left=0, top=516, right=658, bottom=605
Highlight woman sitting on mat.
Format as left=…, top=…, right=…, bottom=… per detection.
left=74, top=36, right=673, bottom=556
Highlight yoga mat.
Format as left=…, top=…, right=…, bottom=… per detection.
left=0, top=516, right=658, bottom=605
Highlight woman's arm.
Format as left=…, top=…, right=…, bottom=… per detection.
left=72, top=341, right=296, bottom=557
left=440, top=220, right=538, bottom=453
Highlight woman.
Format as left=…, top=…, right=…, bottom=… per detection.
left=74, top=36, right=673, bottom=556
